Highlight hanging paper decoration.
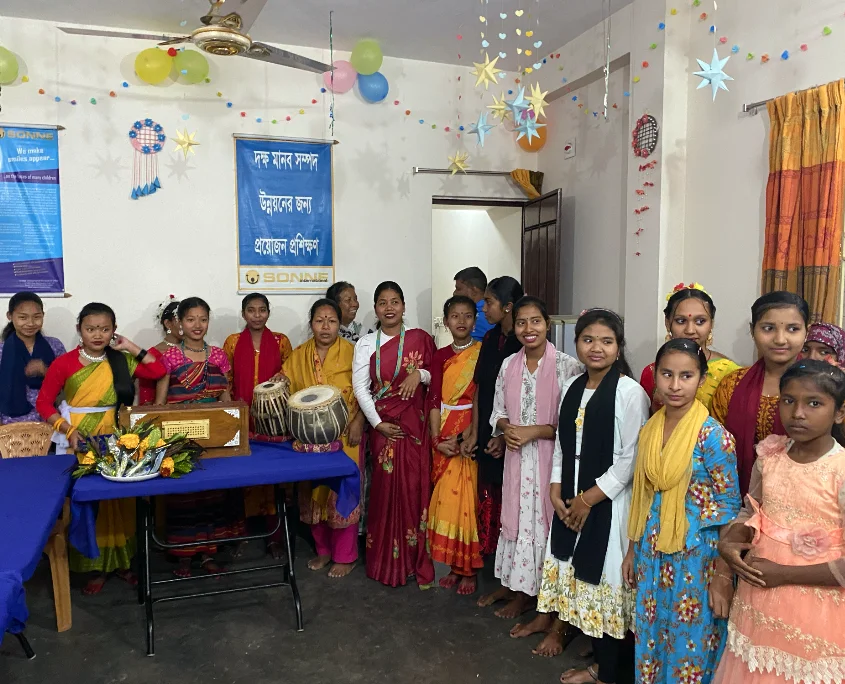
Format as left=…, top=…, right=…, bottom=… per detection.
left=505, top=86, right=530, bottom=120
left=487, top=92, right=512, bottom=121
left=172, top=128, right=200, bottom=158
left=693, top=48, right=733, bottom=101
left=448, top=150, right=470, bottom=175
left=468, top=112, right=494, bottom=147
left=515, top=112, right=546, bottom=143
left=631, top=114, right=659, bottom=159
left=471, top=53, right=500, bottom=89
left=527, top=82, right=549, bottom=118
left=128, top=118, right=164, bottom=199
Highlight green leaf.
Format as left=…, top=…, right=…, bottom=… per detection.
left=166, top=433, right=187, bottom=443
left=175, top=461, right=192, bottom=473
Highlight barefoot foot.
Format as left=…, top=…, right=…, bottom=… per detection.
left=510, top=612, right=552, bottom=638
left=457, top=575, right=477, bottom=595
left=439, top=573, right=460, bottom=590
left=477, top=585, right=514, bottom=608
left=82, top=574, right=107, bottom=596
left=494, top=593, right=535, bottom=619
left=267, top=541, right=284, bottom=560
left=173, top=558, right=192, bottom=578
left=328, top=562, right=357, bottom=579
left=560, top=665, right=600, bottom=684
left=533, top=626, right=575, bottom=657
left=114, top=569, right=138, bottom=587
left=307, top=554, right=331, bottom=571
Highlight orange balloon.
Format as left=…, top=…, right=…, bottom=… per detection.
left=516, top=121, right=547, bottom=152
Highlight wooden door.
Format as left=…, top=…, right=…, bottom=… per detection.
left=521, top=189, right=562, bottom=313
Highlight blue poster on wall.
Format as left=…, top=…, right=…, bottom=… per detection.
left=235, top=137, right=333, bottom=293
left=0, top=125, right=64, bottom=293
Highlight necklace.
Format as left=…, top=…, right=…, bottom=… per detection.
left=374, top=325, right=406, bottom=400
left=80, top=348, right=106, bottom=363
left=183, top=342, right=207, bottom=353
left=164, top=340, right=179, bottom=348
left=451, top=339, right=474, bottom=351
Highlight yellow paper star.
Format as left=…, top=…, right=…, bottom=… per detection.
left=471, top=53, right=500, bottom=90
left=487, top=92, right=512, bottom=121
left=527, top=82, right=549, bottom=118
left=172, top=128, right=200, bottom=159
left=448, top=151, right=470, bottom=175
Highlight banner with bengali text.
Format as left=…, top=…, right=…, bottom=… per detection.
left=0, top=125, right=64, bottom=293
left=235, top=137, right=333, bottom=293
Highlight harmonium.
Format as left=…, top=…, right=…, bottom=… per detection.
left=119, top=401, right=251, bottom=458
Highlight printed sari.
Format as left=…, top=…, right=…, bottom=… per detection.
left=427, top=343, right=483, bottom=576
left=366, top=328, right=436, bottom=587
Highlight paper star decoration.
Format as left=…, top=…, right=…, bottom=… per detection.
left=505, top=87, right=530, bottom=120
left=527, top=82, right=549, bottom=118
left=448, top=151, right=470, bottom=175
left=468, top=112, right=495, bottom=147
left=172, top=128, right=200, bottom=158
left=515, top=115, right=546, bottom=143
left=693, top=48, right=733, bottom=101
left=488, top=92, right=512, bottom=121
left=471, top=53, right=500, bottom=90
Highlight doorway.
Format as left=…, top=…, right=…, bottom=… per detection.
left=431, top=201, right=523, bottom=346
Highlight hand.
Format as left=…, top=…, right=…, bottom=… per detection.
left=460, top=426, right=477, bottom=456
left=436, top=436, right=460, bottom=457
left=502, top=423, right=535, bottom=451
left=484, top=435, right=505, bottom=459
left=718, top=539, right=765, bottom=588
left=621, top=547, right=636, bottom=589
left=376, top=422, right=404, bottom=440
left=551, top=494, right=568, bottom=521
left=562, top=495, right=591, bottom=532
left=111, top=335, right=140, bottom=355
left=397, top=370, right=422, bottom=400
left=24, top=359, right=48, bottom=377
left=708, top=574, right=734, bottom=618
left=269, top=373, right=286, bottom=383
left=68, top=431, right=83, bottom=453
left=746, top=557, right=791, bottom=589
left=347, top=416, right=365, bottom=446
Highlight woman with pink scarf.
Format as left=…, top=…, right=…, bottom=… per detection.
left=478, top=296, right=582, bottom=631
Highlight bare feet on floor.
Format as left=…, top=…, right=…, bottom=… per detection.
left=560, top=665, right=601, bottom=684
left=328, top=562, right=356, bottom=578
left=82, top=574, right=107, bottom=595
left=533, top=624, right=575, bottom=657
left=267, top=541, right=284, bottom=560
left=307, top=554, right=331, bottom=571
left=510, top=612, right=552, bottom=638
left=494, top=592, right=535, bottom=619
left=477, top=585, right=514, bottom=607
left=457, top=575, right=477, bottom=595
left=439, top=573, right=460, bottom=589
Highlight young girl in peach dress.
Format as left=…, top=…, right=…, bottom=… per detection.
left=716, top=359, right=845, bottom=683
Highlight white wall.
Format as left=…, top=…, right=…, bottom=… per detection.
left=683, top=0, right=845, bottom=364
left=0, top=18, right=530, bottom=351
left=539, top=64, right=630, bottom=316
left=430, top=205, right=521, bottom=345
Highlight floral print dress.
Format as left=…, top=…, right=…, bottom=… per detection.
left=634, top=417, right=740, bottom=684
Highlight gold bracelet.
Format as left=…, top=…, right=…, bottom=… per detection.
left=65, top=426, right=76, bottom=439
left=579, top=492, right=593, bottom=508
left=52, top=418, right=67, bottom=433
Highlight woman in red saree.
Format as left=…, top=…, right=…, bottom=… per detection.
left=427, top=296, right=483, bottom=594
left=352, top=281, right=436, bottom=587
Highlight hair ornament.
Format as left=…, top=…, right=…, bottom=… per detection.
left=665, top=281, right=708, bottom=302
left=154, top=293, right=178, bottom=325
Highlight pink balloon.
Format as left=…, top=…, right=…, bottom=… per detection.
left=323, top=60, right=357, bottom=94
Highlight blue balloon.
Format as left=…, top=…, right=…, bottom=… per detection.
left=357, top=71, right=389, bottom=103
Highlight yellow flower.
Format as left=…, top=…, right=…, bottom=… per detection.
left=80, top=451, right=96, bottom=466
left=118, top=433, right=140, bottom=450
left=155, top=439, right=167, bottom=448
left=160, top=457, right=175, bottom=477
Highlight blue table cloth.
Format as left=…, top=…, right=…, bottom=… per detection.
left=70, top=441, right=360, bottom=559
left=0, top=455, right=76, bottom=635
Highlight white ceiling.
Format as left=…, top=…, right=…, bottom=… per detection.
left=1, top=0, right=632, bottom=71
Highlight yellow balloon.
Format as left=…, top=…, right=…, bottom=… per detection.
left=0, top=47, right=19, bottom=85
left=135, top=48, right=172, bottom=85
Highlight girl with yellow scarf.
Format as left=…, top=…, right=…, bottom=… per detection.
left=623, top=339, right=740, bottom=684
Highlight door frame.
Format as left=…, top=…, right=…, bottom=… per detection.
left=521, top=189, right=563, bottom=313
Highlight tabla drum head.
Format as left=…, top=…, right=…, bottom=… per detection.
left=288, top=385, right=341, bottom=409
left=253, top=378, right=289, bottom=397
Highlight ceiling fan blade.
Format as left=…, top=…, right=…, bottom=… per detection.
left=201, top=0, right=268, bottom=34
left=158, top=36, right=191, bottom=47
left=58, top=26, right=185, bottom=42
left=244, top=42, right=332, bottom=74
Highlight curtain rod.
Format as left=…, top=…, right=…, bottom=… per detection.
left=742, top=81, right=829, bottom=114
left=413, top=167, right=512, bottom=177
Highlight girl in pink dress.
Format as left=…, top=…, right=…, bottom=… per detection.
left=716, top=359, right=845, bottom=683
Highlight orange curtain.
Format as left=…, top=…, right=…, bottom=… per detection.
left=762, top=79, right=845, bottom=323
left=510, top=169, right=543, bottom=198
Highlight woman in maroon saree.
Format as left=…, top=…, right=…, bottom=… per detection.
left=352, top=281, right=436, bottom=587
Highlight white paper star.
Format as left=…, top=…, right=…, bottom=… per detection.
left=505, top=86, right=530, bottom=120
left=448, top=150, right=470, bottom=175
left=468, top=112, right=495, bottom=147
left=172, top=128, right=200, bottom=158
left=693, top=48, right=733, bottom=101
left=471, top=53, right=500, bottom=90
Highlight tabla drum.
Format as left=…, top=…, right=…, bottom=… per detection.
left=287, top=385, right=349, bottom=447
left=251, top=378, right=291, bottom=438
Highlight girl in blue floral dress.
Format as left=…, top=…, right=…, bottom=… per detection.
left=622, top=339, right=740, bottom=684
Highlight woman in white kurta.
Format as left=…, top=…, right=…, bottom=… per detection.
left=479, top=295, right=582, bottom=625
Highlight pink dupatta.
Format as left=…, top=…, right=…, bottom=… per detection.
left=501, top=341, right=561, bottom=542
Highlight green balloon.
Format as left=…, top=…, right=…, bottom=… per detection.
left=135, top=48, right=171, bottom=85
left=0, top=47, right=19, bottom=85
left=350, top=39, right=383, bottom=76
left=173, top=50, right=209, bottom=84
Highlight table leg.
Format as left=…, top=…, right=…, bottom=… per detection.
left=138, top=497, right=155, bottom=656
left=277, top=486, right=303, bottom=632
left=14, top=632, right=35, bottom=660
left=135, top=497, right=145, bottom=607
left=46, top=499, right=72, bottom=632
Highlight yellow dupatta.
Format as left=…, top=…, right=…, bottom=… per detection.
left=628, top=400, right=709, bottom=553
left=65, top=361, right=120, bottom=436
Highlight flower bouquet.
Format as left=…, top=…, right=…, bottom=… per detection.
left=71, top=420, right=203, bottom=480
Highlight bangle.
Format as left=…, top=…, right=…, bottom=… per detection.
left=579, top=492, right=593, bottom=508
left=135, top=348, right=148, bottom=362
left=52, top=418, right=67, bottom=433
left=65, top=425, right=76, bottom=439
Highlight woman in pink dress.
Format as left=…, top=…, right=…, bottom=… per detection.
left=137, top=296, right=181, bottom=405
left=716, top=359, right=845, bottom=683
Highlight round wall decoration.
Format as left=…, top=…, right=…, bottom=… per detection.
left=632, top=114, right=659, bottom=158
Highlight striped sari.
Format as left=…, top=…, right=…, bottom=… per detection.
left=427, top=343, right=484, bottom=576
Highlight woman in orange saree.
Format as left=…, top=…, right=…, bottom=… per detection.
left=427, top=296, right=483, bottom=594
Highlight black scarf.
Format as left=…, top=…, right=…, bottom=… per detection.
left=550, top=366, right=619, bottom=585
left=0, top=332, right=56, bottom=418
left=474, top=324, right=522, bottom=485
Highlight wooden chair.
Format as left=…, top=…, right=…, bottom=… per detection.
left=0, top=422, right=72, bottom=632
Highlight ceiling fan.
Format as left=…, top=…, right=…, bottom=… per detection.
left=58, top=0, right=332, bottom=74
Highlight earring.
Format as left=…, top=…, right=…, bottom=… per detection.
left=706, top=331, right=714, bottom=347
left=166, top=328, right=172, bottom=335
left=179, top=327, right=184, bottom=336
left=665, top=332, right=672, bottom=342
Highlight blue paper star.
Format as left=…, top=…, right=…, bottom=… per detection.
left=515, top=115, right=546, bottom=143
left=693, top=48, right=733, bottom=101
left=505, top=87, right=530, bottom=120
left=468, top=112, right=495, bottom=147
